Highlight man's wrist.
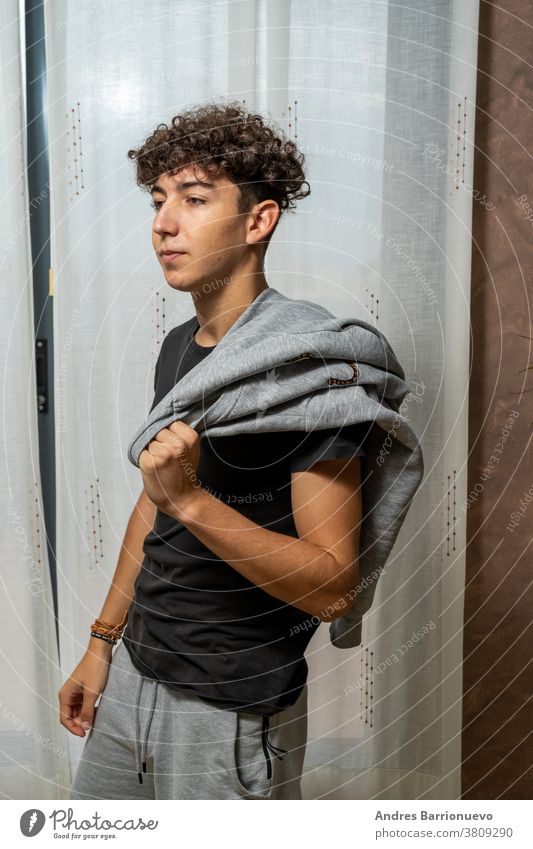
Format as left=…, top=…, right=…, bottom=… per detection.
left=87, top=635, right=115, bottom=658
left=170, top=485, right=210, bottom=526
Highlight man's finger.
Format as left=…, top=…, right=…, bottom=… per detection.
left=168, top=420, right=196, bottom=438
left=149, top=440, right=186, bottom=459
left=153, top=431, right=187, bottom=452
left=139, top=443, right=183, bottom=474
left=59, top=693, right=85, bottom=737
left=60, top=713, right=85, bottom=737
left=163, top=421, right=199, bottom=448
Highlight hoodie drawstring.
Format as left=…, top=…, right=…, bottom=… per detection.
left=261, top=716, right=288, bottom=780
left=134, top=674, right=159, bottom=784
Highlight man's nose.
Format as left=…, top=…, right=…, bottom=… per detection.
left=153, top=201, right=180, bottom=235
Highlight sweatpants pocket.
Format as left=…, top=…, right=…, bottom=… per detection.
left=229, top=710, right=274, bottom=800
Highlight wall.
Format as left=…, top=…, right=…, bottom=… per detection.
left=463, top=0, right=533, bottom=799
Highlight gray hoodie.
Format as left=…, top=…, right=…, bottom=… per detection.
left=128, top=286, right=424, bottom=649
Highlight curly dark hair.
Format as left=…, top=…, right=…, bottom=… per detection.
left=127, top=99, right=310, bottom=243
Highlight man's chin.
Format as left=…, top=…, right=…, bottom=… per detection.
left=162, top=273, right=192, bottom=291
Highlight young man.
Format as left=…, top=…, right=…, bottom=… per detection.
left=60, top=101, right=365, bottom=800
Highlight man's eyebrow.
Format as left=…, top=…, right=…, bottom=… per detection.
left=149, top=179, right=217, bottom=196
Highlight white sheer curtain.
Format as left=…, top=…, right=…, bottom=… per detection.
left=45, top=0, right=478, bottom=798
left=0, top=0, right=71, bottom=799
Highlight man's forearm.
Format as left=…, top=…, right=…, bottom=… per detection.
left=171, top=487, right=355, bottom=621
left=87, top=489, right=156, bottom=655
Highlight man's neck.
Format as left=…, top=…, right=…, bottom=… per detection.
left=192, top=276, right=269, bottom=347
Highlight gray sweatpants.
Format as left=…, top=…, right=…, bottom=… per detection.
left=70, top=640, right=308, bottom=800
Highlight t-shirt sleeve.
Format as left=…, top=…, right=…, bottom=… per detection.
left=148, top=334, right=170, bottom=413
left=289, top=422, right=368, bottom=472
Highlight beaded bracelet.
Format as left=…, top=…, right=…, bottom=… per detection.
left=89, top=609, right=128, bottom=642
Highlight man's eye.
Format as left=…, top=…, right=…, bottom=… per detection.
left=151, top=197, right=206, bottom=212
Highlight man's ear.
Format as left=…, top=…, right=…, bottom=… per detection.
left=245, top=199, right=280, bottom=246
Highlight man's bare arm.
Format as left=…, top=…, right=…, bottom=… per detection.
left=90, top=486, right=157, bottom=650
left=171, top=456, right=363, bottom=622
left=58, top=488, right=156, bottom=736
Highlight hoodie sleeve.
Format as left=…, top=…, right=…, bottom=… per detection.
left=289, top=422, right=368, bottom=472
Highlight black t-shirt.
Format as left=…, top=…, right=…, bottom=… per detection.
left=122, top=314, right=367, bottom=715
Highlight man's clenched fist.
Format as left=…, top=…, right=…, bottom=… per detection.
left=139, top=421, right=201, bottom=517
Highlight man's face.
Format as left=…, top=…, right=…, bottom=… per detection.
left=150, top=164, right=251, bottom=294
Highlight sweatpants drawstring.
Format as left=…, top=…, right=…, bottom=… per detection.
left=134, top=674, right=283, bottom=785
left=134, top=674, right=159, bottom=784
left=261, top=716, right=288, bottom=780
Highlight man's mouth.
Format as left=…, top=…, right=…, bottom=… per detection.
left=160, top=250, right=186, bottom=263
